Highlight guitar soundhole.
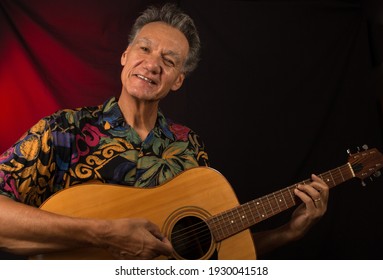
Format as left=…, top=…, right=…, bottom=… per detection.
left=170, top=216, right=212, bottom=260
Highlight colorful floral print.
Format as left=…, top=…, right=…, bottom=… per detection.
left=0, top=97, right=209, bottom=207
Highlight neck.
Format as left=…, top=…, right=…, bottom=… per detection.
left=118, top=95, right=159, bottom=141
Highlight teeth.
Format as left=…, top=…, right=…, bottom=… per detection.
left=136, top=74, right=154, bottom=84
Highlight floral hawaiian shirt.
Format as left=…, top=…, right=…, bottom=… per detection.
left=0, top=97, right=209, bottom=207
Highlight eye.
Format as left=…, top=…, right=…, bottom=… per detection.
left=140, top=46, right=149, bottom=52
left=163, top=57, right=175, bottom=67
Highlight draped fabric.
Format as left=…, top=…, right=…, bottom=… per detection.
left=0, top=0, right=166, bottom=152
left=1, top=0, right=383, bottom=259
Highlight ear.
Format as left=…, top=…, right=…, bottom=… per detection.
left=121, top=46, right=130, bottom=66
left=171, top=73, right=185, bottom=91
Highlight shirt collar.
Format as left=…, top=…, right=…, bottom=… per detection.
left=101, top=96, right=175, bottom=140
left=101, top=97, right=126, bottom=130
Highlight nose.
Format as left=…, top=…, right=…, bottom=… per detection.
left=143, top=55, right=161, bottom=75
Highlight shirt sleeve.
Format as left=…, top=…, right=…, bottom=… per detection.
left=189, top=130, right=210, bottom=167
left=0, top=118, right=56, bottom=206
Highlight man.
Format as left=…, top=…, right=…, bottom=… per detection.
left=0, top=3, right=329, bottom=260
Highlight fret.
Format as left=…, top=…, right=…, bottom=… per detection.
left=226, top=210, right=237, bottom=236
left=246, top=202, right=256, bottom=226
left=220, top=212, right=231, bottom=239
left=265, top=195, right=274, bottom=216
left=288, top=186, right=296, bottom=206
left=320, top=173, right=332, bottom=187
left=328, top=171, right=335, bottom=186
left=209, top=216, right=222, bottom=241
left=319, top=173, right=325, bottom=182
left=257, top=199, right=267, bottom=219
left=279, top=189, right=289, bottom=209
left=256, top=202, right=264, bottom=222
left=273, top=192, right=282, bottom=212
left=231, top=208, right=240, bottom=232
left=338, top=166, right=345, bottom=182
left=226, top=210, right=234, bottom=234
left=236, top=207, right=248, bottom=229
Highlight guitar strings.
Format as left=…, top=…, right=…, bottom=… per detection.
left=168, top=166, right=353, bottom=258
left=171, top=154, right=377, bottom=258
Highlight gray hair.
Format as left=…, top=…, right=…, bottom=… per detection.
left=128, top=3, right=201, bottom=76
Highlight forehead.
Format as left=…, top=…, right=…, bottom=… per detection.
left=134, top=22, right=189, bottom=58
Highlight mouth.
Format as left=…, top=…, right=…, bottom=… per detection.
left=135, top=74, right=157, bottom=85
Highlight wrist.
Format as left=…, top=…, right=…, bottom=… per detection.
left=278, top=222, right=305, bottom=242
left=88, top=219, right=111, bottom=249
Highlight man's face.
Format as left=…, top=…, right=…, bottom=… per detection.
left=120, top=21, right=189, bottom=102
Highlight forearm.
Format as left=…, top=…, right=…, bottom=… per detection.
left=252, top=224, right=300, bottom=258
left=0, top=196, right=104, bottom=256
left=254, top=177, right=329, bottom=258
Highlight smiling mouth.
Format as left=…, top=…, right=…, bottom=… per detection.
left=135, top=74, right=156, bottom=85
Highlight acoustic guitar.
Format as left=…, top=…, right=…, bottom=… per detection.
left=31, top=147, right=383, bottom=260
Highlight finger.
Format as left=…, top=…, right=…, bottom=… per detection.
left=295, top=184, right=324, bottom=210
left=145, top=222, right=174, bottom=256
left=311, top=174, right=330, bottom=201
left=296, top=184, right=320, bottom=201
left=312, top=174, right=329, bottom=190
left=140, top=220, right=161, bottom=239
left=148, top=224, right=165, bottom=240
left=154, top=236, right=174, bottom=256
left=294, top=186, right=315, bottom=205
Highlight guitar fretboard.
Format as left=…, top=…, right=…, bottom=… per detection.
left=207, top=163, right=354, bottom=242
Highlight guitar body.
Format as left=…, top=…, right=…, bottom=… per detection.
left=32, top=167, right=256, bottom=260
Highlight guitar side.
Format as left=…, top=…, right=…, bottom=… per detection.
left=31, top=166, right=256, bottom=260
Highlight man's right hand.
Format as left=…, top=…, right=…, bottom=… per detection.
left=99, top=218, right=174, bottom=259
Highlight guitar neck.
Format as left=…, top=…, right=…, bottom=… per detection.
left=207, top=162, right=354, bottom=242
